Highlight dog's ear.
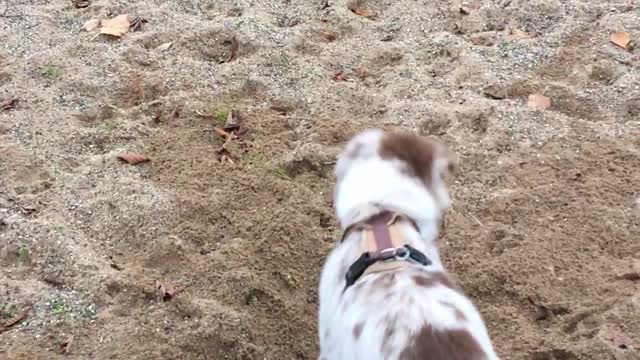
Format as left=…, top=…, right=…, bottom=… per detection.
left=335, top=129, right=384, bottom=181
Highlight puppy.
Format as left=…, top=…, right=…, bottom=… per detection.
left=318, top=129, right=499, bottom=360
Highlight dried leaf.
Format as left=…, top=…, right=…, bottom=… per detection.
left=1, top=98, right=17, bottom=111
left=109, top=261, right=124, bottom=271
left=154, top=280, right=185, bottom=302
left=320, top=29, right=337, bottom=42
left=99, top=14, right=131, bottom=37
left=334, top=70, right=348, bottom=81
left=83, top=19, right=101, bottom=32
left=616, top=272, right=640, bottom=281
left=348, top=1, right=376, bottom=18
left=0, top=308, right=29, bottom=334
left=20, top=206, right=37, bottom=215
left=460, top=1, right=481, bottom=14
left=155, top=42, right=173, bottom=52
left=129, top=17, right=148, bottom=32
left=208, top=110, right=249, bottom=162
left=116, top=153, right=150, bottom=165
left=511, top=28, right=537, bottom=39
left=224, top=110, right=238, bottom=131
left=460, top=6, right=472, bottom=15
left=212, top=127, right=234, bottom=139
left=610, top=31, right=631, bottom=50
left=72, top=0, right=90, bottom=8
left=270, top=105, right=292, bottom=115
left=527, top=94, right=551, bottom=110
left=222, top=110, right=249, bottom=138
left=605, top=329, right=634, bottom=349
left=220, top=36, right=239, bottom=63
left=356, top=65, right=369, bottom=79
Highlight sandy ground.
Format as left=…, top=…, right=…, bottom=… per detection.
left=1, top=0, right=640, bottom=359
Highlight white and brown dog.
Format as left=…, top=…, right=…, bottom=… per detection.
left=318, top=129, right=499, bottom=360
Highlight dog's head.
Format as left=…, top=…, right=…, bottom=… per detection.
left=334, top=129, right=456, bottom=226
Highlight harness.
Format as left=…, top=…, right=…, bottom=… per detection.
left=341, top=211, right=431, bottom=289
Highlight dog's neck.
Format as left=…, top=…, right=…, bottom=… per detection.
left=335, top=159, right=444, bottom=244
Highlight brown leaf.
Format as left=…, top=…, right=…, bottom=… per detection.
left=320, top=29, right=337, bottom=42
left=460, top=1, right=481, bottom=14
left=224, top=110, right=238, bottom=131
left=605, top=328, right=634, bottom=349
left=129, top=17, right=148, bottom=32
left=459, top=6, right=472, bottom=15
left=72, top=0, right=90, bottom=8
left=83, top=19, right=101, bottom=31
left=1, top=98, right=17, bottom=111
left=212, top=127, right=236, bottom=141
left=100, top=14, right=131, bottom=37
left=270, top=105, right=292, bottom=115
left=610, top=31, right=632, bottom=50
left=511, top=28, right=537, bottom=39
left=527, top=94, right=552, bottom=110
left=154, top=280, right=185, bottom=302
left=220, top=36, right=239, bottom=63
left=616, top=272, right=640, bottom=281
left=155, top=42, right=173, bottom=52
left=334, top=70, right=348, bottom=81
left=20, top=206, right=37, bottom=215
left=0, top=308, right=29, bottom=334
left=116, top=153, right=151, bottom=165
left=109, top=261, right=124, bottom=271
left=348, top=1, right=376, bottom=18
left=356, top=65, right=369, bottom=79
left=222, top=110, right=249, bottom=138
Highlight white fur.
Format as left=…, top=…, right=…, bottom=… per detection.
left=318, top=129, right=499, bottom=360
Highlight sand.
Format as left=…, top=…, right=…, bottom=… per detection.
left=1, top=0, right=639, bottom=359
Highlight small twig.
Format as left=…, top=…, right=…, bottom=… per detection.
left=500, top=0, right=513, bottom=8
left=0, top=308, right=30, bottom=334
left=227, top=176, right=258, bottom=193
left=468, top=213, right=484, bottom=227
left=195, top=110, right=215, bottom=118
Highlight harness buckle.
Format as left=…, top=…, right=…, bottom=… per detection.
left=378, top=246, right=410, bottom=262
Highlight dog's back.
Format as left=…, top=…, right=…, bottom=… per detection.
left=318, top=129, right=498, bottom=360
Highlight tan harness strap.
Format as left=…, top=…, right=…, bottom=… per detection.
left=356, top=212, right=416, bottom=276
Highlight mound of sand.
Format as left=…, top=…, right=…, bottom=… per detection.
left=1, top=0, right=639, bottom=359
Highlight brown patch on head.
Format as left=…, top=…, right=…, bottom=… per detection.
left=438, top=300, right=468, bottom=322
left=379, top=132, right=438, bottom=186
left=353, top=322, right=365, bottom=340
left=399, top=326, right=487, bottom=360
